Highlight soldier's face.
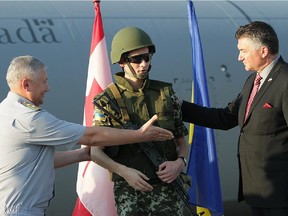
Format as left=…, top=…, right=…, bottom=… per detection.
left=123, top=47, right=151, bottom=80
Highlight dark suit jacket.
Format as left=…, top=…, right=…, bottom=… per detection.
left=181, top=56, right=288, bottom=208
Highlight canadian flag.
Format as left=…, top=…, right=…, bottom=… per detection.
left=72, top=1, right=116, bottom=216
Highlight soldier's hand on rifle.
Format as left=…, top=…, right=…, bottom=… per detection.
left=120, top=166, right=153, bottom=192
left=139, top=115, right=174, bottom=142
left=156, top=160, right=184, bottom=184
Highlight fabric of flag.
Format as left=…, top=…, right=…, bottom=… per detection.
left=72, top=2, right=116, bottom=216
left=186, top=1, right=224, bottom=216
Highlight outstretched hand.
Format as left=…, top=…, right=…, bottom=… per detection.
left=140, top=115, right=174, bottom=142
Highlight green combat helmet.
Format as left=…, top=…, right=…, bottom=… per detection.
left=110, top=27, right=156, bottom=64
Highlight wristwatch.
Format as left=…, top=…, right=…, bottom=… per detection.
left=178, top=156, right=187, bottom=166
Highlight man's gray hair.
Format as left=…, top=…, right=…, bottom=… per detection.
left=6, top=55, right=47, bottom=88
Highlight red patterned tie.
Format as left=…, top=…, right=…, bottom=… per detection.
left=244, top=73, right=262, bottom=122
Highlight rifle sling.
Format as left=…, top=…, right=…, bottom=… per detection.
left=108, top=83, right=130, bottom=122
left=108, top=83, right=167, bottom=164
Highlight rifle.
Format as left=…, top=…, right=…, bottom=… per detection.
left=93, top=92, right=198, bottom=216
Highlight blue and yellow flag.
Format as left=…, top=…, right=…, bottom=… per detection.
left=186, top=1, right=224, bottom=216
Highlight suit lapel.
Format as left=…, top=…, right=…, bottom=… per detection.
left=241, top=57, right=284, bottom=125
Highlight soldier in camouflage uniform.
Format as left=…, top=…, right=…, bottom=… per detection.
left=91, top=27, right=189, bottom=216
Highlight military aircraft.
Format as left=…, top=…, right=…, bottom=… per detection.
left=1, top=0, right=288, bottom=215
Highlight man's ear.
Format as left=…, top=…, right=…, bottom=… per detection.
left=261, top=45, right=269, bottom=58
left=22, top=79, right=30, bottom=91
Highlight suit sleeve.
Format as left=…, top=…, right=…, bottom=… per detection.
left=181, top=96, right=240, bottom=130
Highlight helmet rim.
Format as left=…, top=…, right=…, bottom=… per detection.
left=110, top=27, right=156, bottom=64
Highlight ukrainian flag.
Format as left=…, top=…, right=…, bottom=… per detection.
left=186, top=1, right=224, bottom=216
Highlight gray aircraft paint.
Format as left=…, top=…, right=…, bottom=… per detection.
left=0, top=1, right=288, bottom=215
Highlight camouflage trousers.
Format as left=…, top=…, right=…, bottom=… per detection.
left=114, top=180, right=184, bottom=216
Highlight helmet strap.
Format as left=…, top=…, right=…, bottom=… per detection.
left=125, top=62, right=149, bottom=80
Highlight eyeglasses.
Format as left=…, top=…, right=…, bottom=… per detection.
left=127, top=53, right=152, bottom=64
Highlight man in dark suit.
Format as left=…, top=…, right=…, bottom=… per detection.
left=181, top=21, right=288, bottom=216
